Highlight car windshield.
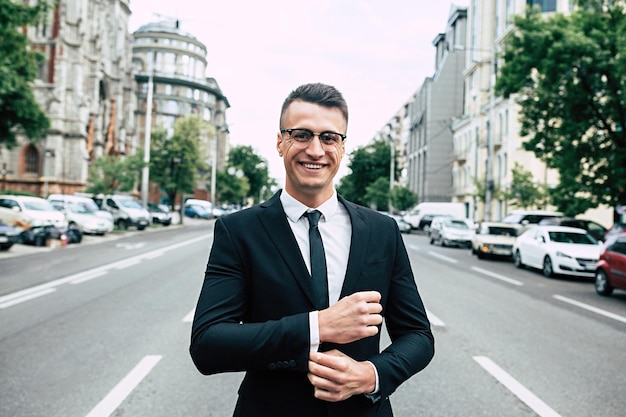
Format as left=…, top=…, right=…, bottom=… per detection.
left=488, top=226, right=517, bottom=236
left=68, top=202, right=93, bottom=214
left=444, top=219, right=469, bottom=229
left=548, top=231, right=597, bottom=245
left=119, top=199, right=143, bottom=209
left=23, top=200, right=56, bottom=211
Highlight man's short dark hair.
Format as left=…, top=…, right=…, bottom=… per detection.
left=280, top=83, right=349, bottom=128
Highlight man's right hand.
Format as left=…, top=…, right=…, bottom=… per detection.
left=318, top=291, right=383, bottom=344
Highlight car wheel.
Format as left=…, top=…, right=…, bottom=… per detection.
left=542, top=256, right=554, bottom=277
left=423, top=225, right=430, bottom=232
left=35, top=235, right=46, bottom=247
left=137, top=225, right=146, bottom=231
left=595, top=270, right=613, bottom=296
left=514, top=250, right=524, bottom=269
left=476, top=250, right=485, bottom=259
left=117, top=219, right=128, bottom=230
left=429, top=236, right=434, bottom=245
left=0, top=243, right=13, bottom=251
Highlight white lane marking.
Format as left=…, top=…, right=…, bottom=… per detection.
left=428, top=251, right=458, bottom=264
left=0, top=288, right=57, bottom=309
left=84, top=355, right=162, bottom=417
left=115, top=242, right=146, bottom=250
left=409, top=244, right=420, bottom=251
left=182, top=308, right=195, bottom=323
left=0, top=235, right=209, bottom=309
left=471, top=266, right=524, bottom=286
left=474, top=356, right=562, bottom=417
left=425, top=308, right=445, bottom=327
left=553, top=295, right=626, bottom=324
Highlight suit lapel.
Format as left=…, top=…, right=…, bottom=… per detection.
left=338, top=196, right=369, bottom=297
left=257, top=192, right=319, bottom=308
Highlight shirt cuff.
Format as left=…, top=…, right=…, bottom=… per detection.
left=309, top=311, right=320, bottom=352
left=363, top=361, right=381, bottom=403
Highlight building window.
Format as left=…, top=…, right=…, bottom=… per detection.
left=24, top=145, right=40, bottom=174
left=527, top=0, right=556, bottom=12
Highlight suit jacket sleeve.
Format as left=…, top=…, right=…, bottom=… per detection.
left=189, top=213, right=312, bottom=375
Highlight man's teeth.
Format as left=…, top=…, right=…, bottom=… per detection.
left=303, top=163, right=323, bottom=169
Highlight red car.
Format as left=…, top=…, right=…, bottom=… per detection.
left=595, top=232, right=626, bottom=296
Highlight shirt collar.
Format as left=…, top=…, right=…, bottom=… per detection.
left=280, top=189, right=339, bottom=223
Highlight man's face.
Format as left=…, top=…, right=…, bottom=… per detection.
left=277, top=100, right=346, bottom=206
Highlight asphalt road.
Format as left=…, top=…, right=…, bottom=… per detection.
left=1, top=224, right=625, bottom=416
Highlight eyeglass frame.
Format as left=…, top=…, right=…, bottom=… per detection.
left=280, top=128, right=347, bottom=150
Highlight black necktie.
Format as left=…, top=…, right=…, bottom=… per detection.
left=305, top=210, right=329, bottom=309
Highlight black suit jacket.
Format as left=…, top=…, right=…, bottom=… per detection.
left=190, top=191, right=434, bottom=417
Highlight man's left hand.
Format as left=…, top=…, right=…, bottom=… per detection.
left=307, top=349, right=376, bottom=402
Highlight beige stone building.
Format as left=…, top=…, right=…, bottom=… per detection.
left=0, top=0, right=135, bottom=196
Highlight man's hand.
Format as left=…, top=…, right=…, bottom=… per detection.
left=308, top=350, right=376, bottom=402
left=318, top=291, right=382, bottom=344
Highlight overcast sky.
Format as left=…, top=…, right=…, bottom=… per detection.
left=128, top=0, right=469, bottom=185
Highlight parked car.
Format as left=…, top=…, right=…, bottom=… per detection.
left=185, top=199, right=215, bottom=219
left=48, top=199, right=113, bottom=235
left=380, top=211, right=411, bottom=234
left=594, top=232, right=626, bottom=296
left=48, top=194, right=114, bottom=232
left=92, top=194, right=150, bottom=230
left=513, top=225, right=602, bottom=278
left=403, top=202, right=466, bottom=230
left=538, top=217, right=607, bottom=242
left=147, top=203, right=172, bottom=226
left=0, top=195, right=68, bottom=230
left=501, top=210, right=563, bottom=227
left=471, top=222, right=521, bottom=259
left=184, top=204, right=212, bottom=219
left=429, top=217, right=473, bottom=248
left=604, top=222, right=625, bottom=241
left=0, top=219, right=20, bottom=251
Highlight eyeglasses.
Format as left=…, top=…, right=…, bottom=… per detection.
left=280, top=128, right=346, bottom=151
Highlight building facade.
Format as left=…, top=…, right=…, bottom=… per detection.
left=1, top=0, right=135, bottom=196
left=405, top=5, right=468, bottom=204
left=131, top=20, right=230, bottom=203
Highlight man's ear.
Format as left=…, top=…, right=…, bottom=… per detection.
left=276, top=132, right=284, bottom=157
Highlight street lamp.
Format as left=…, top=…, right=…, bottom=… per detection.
left=141, top=52, right=155, bottom=208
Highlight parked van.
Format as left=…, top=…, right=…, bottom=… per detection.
left=403, top=202, right=467, bottom=230
left=92, top=194, right=150, bottom=230
left=47, top=194, right=114, bottom=235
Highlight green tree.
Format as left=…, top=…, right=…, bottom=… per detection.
left=500, top=162, right=548, bottom=210
left=364, top=177, right=390, bottom=210
left=0, top=0, right=51, bottom=147
left=496, top=1, right=626, bottom=214
left=391, top=186, right=418, bottom=211
left=337, top=140, right=393, bottom=206
left=216, top=167, right=249, bottom=206
left=86, top=153, right=144, bottom=195
left=228, top=145, right=270, bottom=204
left=149, top=116, right=208, bottom=209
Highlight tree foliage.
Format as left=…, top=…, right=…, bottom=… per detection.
left=391, top=186, right=418, bottom=211
left=86, top=153, right=144, bottom=195
left=364, top=177, right=390, bottom=210
left=500, top=162, right=548, bottom=210
left=228, top=145, right=270, bottom=204
left=496, top=1, right=626, bottom=213
left=149, top=116, right=208, bottom=208
left=0, top=0, right=51, bottom=148
left=337, top=140, right=394, bottom=206
left=216, top=167, right=249, bottom=206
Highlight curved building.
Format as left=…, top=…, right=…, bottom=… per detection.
left=132, top=20, right=230, bottom=202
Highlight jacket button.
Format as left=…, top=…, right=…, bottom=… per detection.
left=289, top=360, right=296, bottom=368
left=268, top=363, right=276, bottom=370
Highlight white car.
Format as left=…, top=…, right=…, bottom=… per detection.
left=429, top=217, right=474, bottom=248
left=471, top=222, right=521, bottom=259
left=49, top=200, right=113, bottom=235
left=0, top=195, right=68, bottom=230
left=513, top=225, right=602, bottom=278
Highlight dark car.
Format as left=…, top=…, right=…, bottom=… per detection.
left=0, top=220, right=20, bottom=251
left=184, top=204, right=212, bottom=219
left=595, top=232, right=626, bottom=296
left=538, top=217, right=607, bottom=242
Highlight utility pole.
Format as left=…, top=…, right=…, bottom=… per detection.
left=485, top=51, right=497, bottom=222
left=141, top=53, right=154, bottom=208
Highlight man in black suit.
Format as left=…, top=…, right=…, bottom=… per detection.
left=190, top=83, right=434, bottom=416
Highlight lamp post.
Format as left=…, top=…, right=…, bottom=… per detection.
left=388, top=130, right=395, bottom=214
left=42, top=149, right=54, bottom=197
left=484, top=49, right=498, bottom=222
left=141, top=52, right=154, bottom=208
